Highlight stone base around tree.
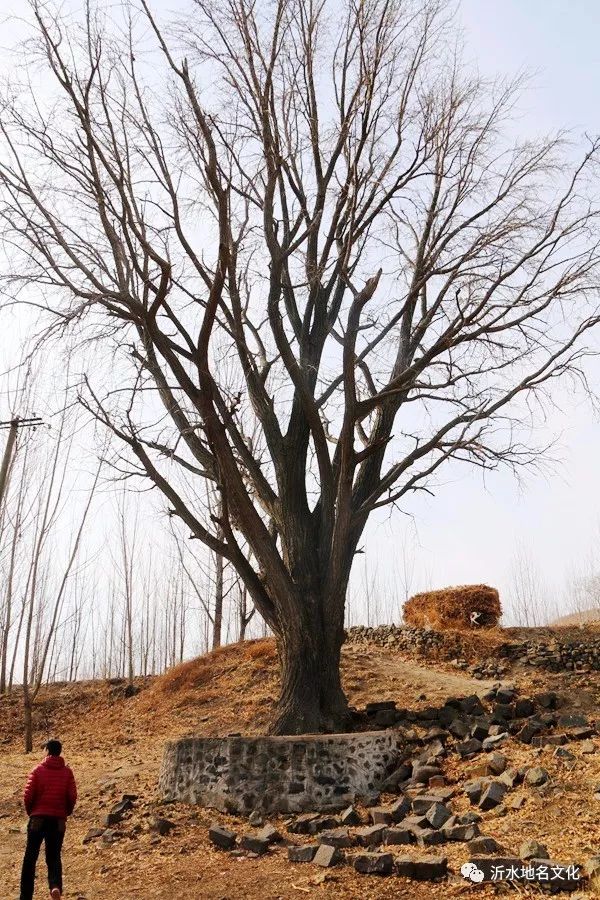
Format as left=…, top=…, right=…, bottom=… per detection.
left=158, top=731, right=402, bottom=814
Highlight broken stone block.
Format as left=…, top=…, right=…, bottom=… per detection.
left=375, top=708, right=398, bottom=727
left=478, top=781, right=507, bottom=810
left=412, top=826, right=446, bottom=847
left=492, top=703, right=515, bottom=722
left=395, top=855, right=448, bottom=880
left=515, top=698, right=535, bottom=718
left=468, top=835, right=502, bottom=854
left=248, top=810, right=264, bottom=827
left=482, top=732, right=509, bottom=751
left=520, top=840, right=549, bottom=860
left=498, top=767, right=521, bottom=789
left=524, top=766, right=550, bottom=787
left=461, top=695, right=486, bottom=716
left=240, top=833, right=270, bottom=855
left=354, top=852, right=394, bottom=875
left=390, top=796, right=411, bottom=822
left=457, top=738, right=483, bottom=759
left=533, top=692, right=558, bottom=709
left=411, top=795, right=443, bottom=815
left=339, top=805, right=360, bottom=826
left=425, top=802, right=452, bottom=830
left=557, top=713, right=588, bottom=728
left=443, top=823, right=480, bottom=842
left=313, top=844, right=342, bottom=867
left=449, top=719, right=470, bottom=739
left=308, top=816, right=339, bottom=834
left=384, top=826, right=413, bottom=845
left=412, top=764, right=442, bottom=784
left=495, top=687, right=516, bottom=704
left=355, top=824, right=387, bottom=847
left=464, top=780, right=486, bottom=804
left=288, top=844, right=318, bottom=863
left=370, top=807, right=393, bottom=825
left=533, top=734, right=567, bottom=748
left=429, top=775, right=446, bottom=789
left=459, top=811, right=482, bottom=825
left=582, top=740, right=596, bottom=754
left=517, top=721, right=544, bottom=744
left=471, top=725, right=491, bottom=745
left=489, top=752, right=507, bottom=775
left=209, top=824, right=236, bottom=850
left=381, top=764, right=412, bottom=792
left=318, top=828, right=355, bottom=849
left=256, top=824, right=282, bottom=844
left=288, top=813, right=320, bottom=835
left=366, top=700, right=397, bottom=714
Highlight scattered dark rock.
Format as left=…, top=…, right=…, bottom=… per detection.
left=240, top=833, right=270, bottom=855
left=381, top=764, right=412, bottom=792
left=288, top=814, right=320, bottom=835
left=489, top=752, right=507, bottom=775
left=468, top=835, right=502, bottom=854
left=340, top=805, right=361, bottom=826
left=412, top=826, right=446, bottom=847
left=395, top=855, right=448, bottom=881
left=384, top=826, right=413, bottom=845
left=257, top=824, right=282, bottom=844
left=288, top=844, right=318, bottom=863
left=515, top=698, right=535, bottom=718
left=318, top=828, right=355, bottom=849
left=390, top=797, right=411, bottom=822
left=524, top=766, right=550, bottom=787
left=313, top=844, right=342, bottom=867
left=370, top=807, right=393, bottom=826
left=442, top=823, right=480, bottom=842
left=366, top=700, right=397, bottom=714
left=557, top=713, right=588, bottom=728
left=412, top=764, right=441, bottom=784
left=354, top=852, right=394, bottom=875
left=209, top=824, right=236, bottom=850
left=355, top=824, right=387, bottom=847
left=482, top=732, right=509, bottom=751
left=412, top=796, right=443, bottom=815
left=517, top=721, right=545, bottom=744
left=478, top=781, right=507, bottom=810
left=457, top=738, right=483, bottom=759
left=425, top=803, right=452, bottom=830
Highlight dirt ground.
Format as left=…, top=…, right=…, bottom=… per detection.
left=1, top=638, right=600, bottom=898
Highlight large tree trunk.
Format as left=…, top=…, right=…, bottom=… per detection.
left=271, top=598, right=350, bottom=735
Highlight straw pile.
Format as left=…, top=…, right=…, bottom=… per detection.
left=403, top=584, right=501, bottom=630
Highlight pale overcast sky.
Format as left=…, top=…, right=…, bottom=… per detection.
left=1, top=1, right=600, bottom=626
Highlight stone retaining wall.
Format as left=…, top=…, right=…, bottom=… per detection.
left=159, top=731, right=401, bottom=814
left=346, top=624, right=600, bottom=673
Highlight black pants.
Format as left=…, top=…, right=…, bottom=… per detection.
left=20, top=816, right=65, bottom=900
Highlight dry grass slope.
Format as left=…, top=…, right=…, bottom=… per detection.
left=403, top=583, right=501, bottom=629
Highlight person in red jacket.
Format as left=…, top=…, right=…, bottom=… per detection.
left=19, top=739, right=77, bottom=900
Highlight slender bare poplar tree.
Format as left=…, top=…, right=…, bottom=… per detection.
left=2, top=1, right=600, bottom=731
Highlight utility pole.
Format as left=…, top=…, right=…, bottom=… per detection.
left=0, top=417, right=43, bottom=515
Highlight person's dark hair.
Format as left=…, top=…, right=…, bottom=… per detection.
left=45, top=739, right=62, bottom=757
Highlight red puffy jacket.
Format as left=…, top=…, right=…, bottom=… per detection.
left=23, top=755, right=77, bottom=819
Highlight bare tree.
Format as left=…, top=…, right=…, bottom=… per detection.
left=2, top=1, right=600, bottom=732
